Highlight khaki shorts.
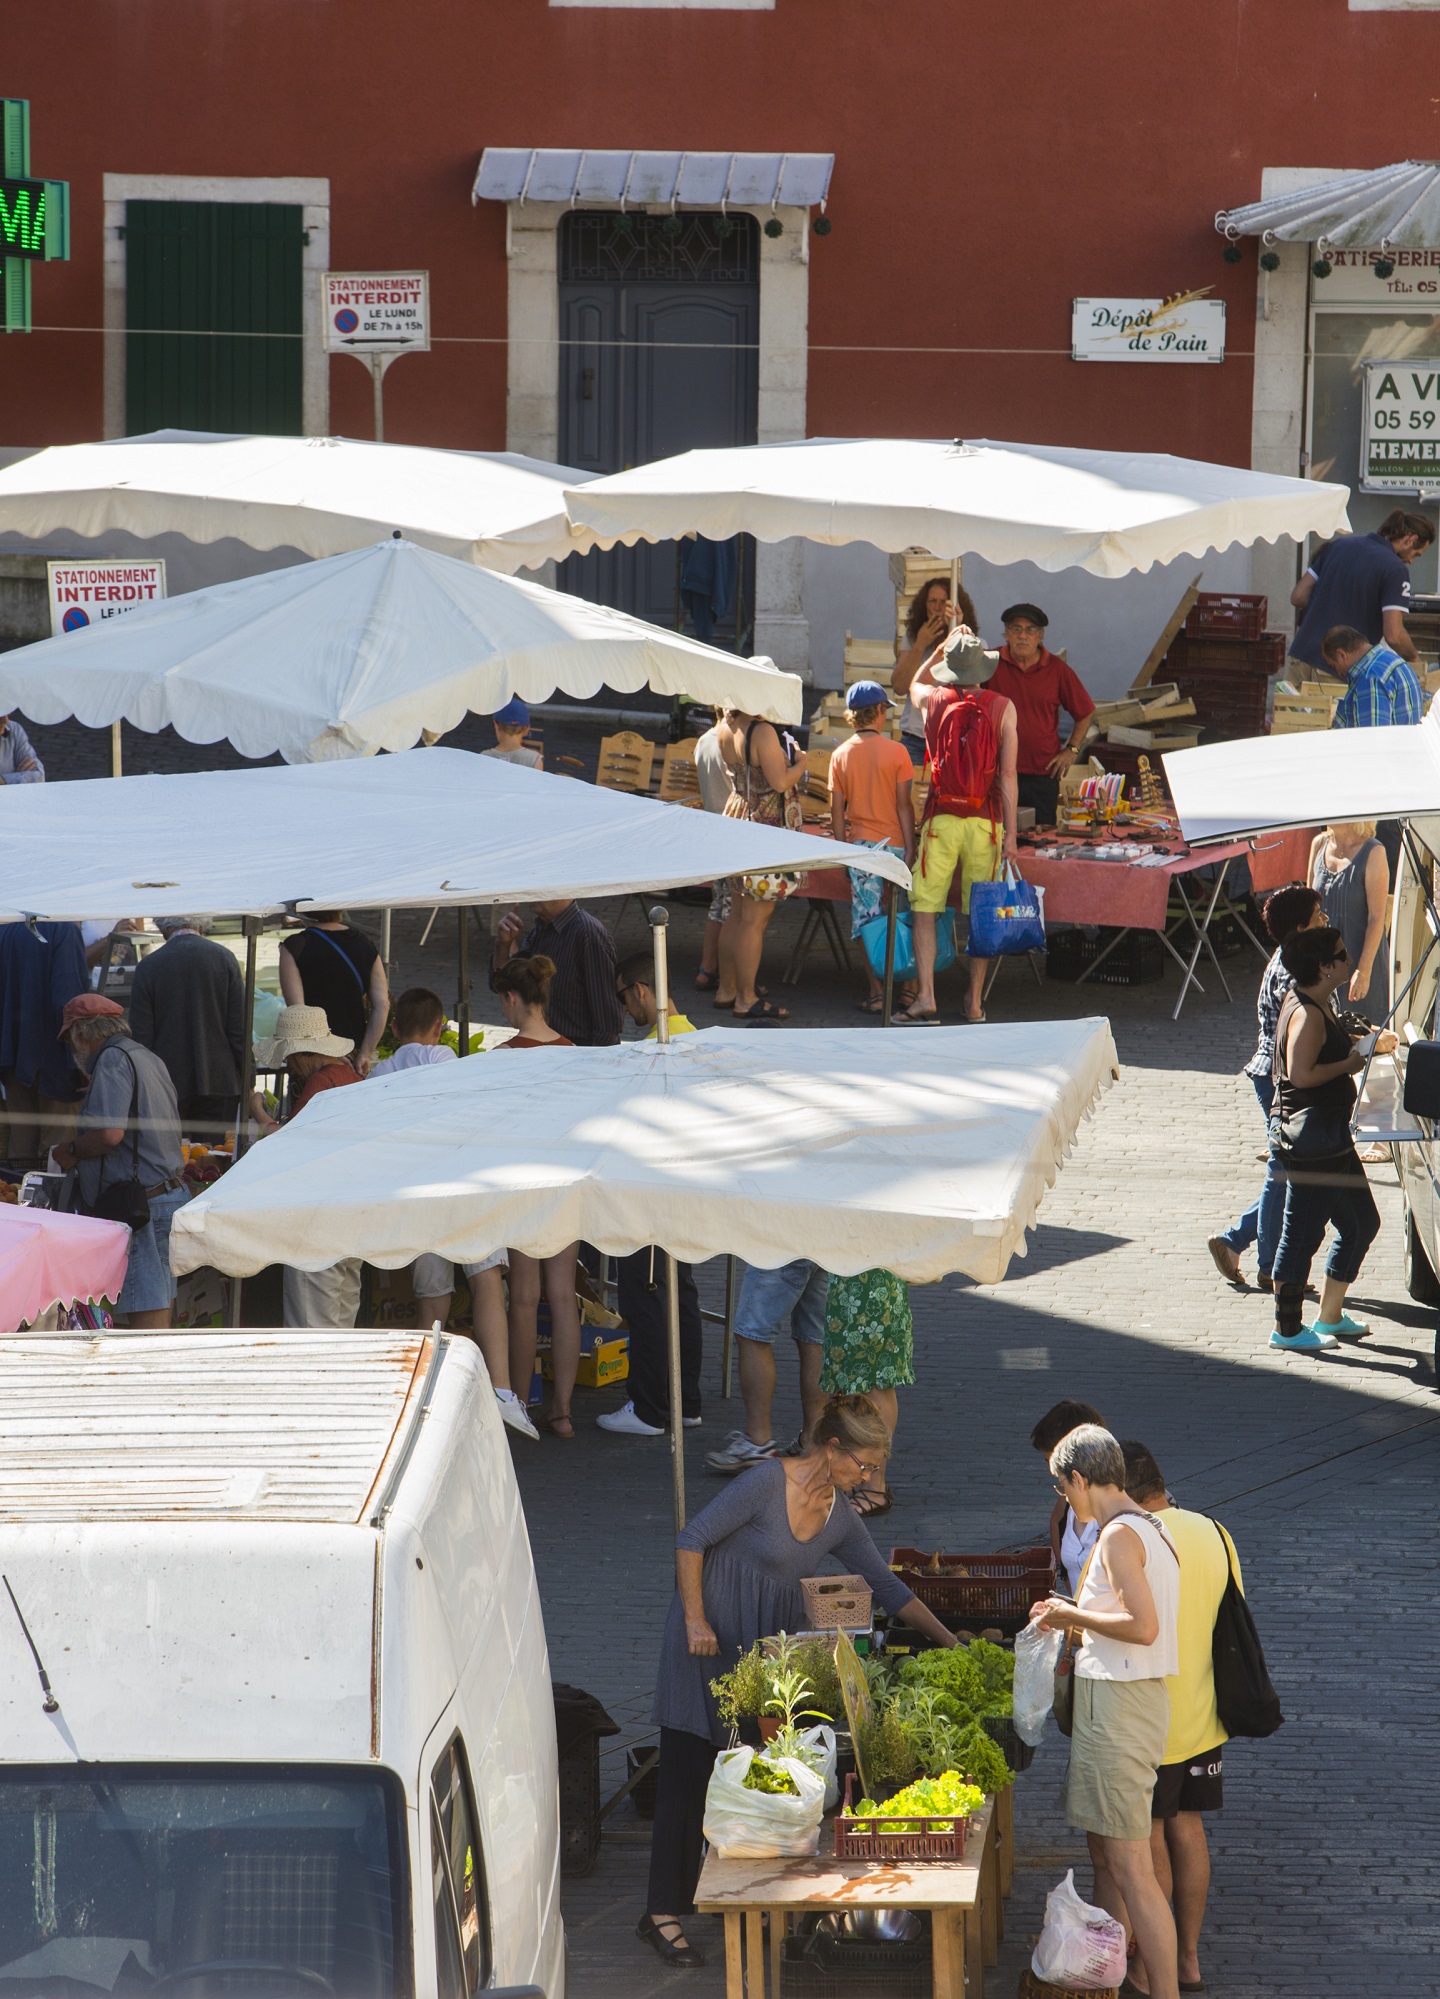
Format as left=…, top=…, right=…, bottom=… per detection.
left=911, top=813, right=1000, bottom=916
left=1064, top=1675, right=1169, bottom=1842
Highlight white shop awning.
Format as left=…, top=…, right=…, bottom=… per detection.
left=0, top=747, right=909, bottom=926
left=472, top=149, right=834, bottom=210
left=1217, top=161, right=1440, bottom=248
left=1164, top=703, right=1440, bottom=844
left=171, top=1019, right=1119, bottom=1287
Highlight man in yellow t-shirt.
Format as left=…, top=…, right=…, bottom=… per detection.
left=597, top=953, right=701, bottom=1440
left=1122, top=1441, right=1244, bottom=1996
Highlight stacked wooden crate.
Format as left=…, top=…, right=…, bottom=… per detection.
left=1086, top=683, right=1199, bottom=754
left=1271, top=682, right=1339, bottom=735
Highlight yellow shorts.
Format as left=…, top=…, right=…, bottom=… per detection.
left=911, top=813, right=1001, bottom=915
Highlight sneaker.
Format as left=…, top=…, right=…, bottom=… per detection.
left=705, top=1429, right=777, bottom=1474
left=781, top=1431, right=808, bottom=1458
left=1269, top=1326, right=1338, bottom=1352
left=496, top=1390, right=539, bottom=1440
left=683, top=1414, right=703, bottom=1428
left=596, top=1400, right=665, bottom=1437
left=1309, top=1314, right=1371, bottom=1342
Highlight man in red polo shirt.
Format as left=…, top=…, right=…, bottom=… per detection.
left=985, top=603, right=1096, bottom=826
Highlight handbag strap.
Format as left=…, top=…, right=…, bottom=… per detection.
left=93, top=1044, right=141, bottom=1185
left=300, top=925, right=367, bottom=993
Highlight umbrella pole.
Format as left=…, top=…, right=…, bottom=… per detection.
left=380, top=909, right=392, bottom=976
left=224, top=916, right=259, bottom=1329
left=649, top=906, right=686, bottom=1527
left=722, top=1254, right=736, bottom=1399
left=457, top=907, right=470, bottom=1055
left=881, top=886, right=898, bottom=1028
left=110, top=723, right=122, bottom=778
left=667, top=1251, right=686, bottom=1533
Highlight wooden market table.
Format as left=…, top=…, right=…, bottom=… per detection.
left=794, top=823, right=1316, bottom=1022
left=695, top=1795, right=1000, bottom=1999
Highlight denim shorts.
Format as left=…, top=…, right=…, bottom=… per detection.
left=117, top=1184, right=189, bottom=1316
left=734, top=1259, right=829, bottom=1345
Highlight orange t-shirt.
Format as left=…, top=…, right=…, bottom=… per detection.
left=827, top=730, right=915, bottom=844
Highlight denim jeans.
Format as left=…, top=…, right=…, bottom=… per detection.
left=1271, top=1150, right=1381, bottom=1337
left=116, top=1183, right=189, bottom=1316
left=1219, top=1074, right=1286, bottom=1276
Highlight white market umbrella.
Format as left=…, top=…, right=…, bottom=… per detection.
left=0, top=747, right=908, bottom=924
left=1164, top=703, right=1440, bottom=845
left=0, top=535, right=801, bottom=760
left=0, top=429, right=588, bottom=573
left=559, top=436, right=1351, bottom=578
left=171, top=1020, right=1118, bottom=1287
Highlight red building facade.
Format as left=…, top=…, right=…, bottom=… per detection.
left=8, top=0, right=1440, bottom=680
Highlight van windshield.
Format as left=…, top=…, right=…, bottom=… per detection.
left=0, top=1764, right=410, bottom=1996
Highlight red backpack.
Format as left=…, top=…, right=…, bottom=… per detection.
left=923, top=686, right=1002, bottom=824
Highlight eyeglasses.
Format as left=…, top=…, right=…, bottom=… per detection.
left=844, top=1450, right=883, bottom=1478
left=1326, top=950, right=1351, bottom=966
left=1052, top=1479, right=1070, bottom=1497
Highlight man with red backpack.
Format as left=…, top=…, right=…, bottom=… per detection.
left=893, top=630, right=1018, bottom=1024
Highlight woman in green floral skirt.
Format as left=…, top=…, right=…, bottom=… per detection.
left=820, top=1268, right=913, bottom=1518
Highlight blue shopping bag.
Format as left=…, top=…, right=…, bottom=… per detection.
left=859, top=909, right=957, bottom=983
left=966, top=864, right=1047, bottom=957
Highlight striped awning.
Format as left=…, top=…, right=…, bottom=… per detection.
left=472, top=148, right=833, bottom=210
left=1217, top=161, right=1440, bottom=248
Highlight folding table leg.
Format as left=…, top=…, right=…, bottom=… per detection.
left=724, top=1913, right=744, bottom=1999
left=929, top=1909, right=965, bottom=1999
left=782, top=904, right=820, bottom=986
left=745, top=1910, right=766, bottom=1999
left=1170, top=863, right=1234, bottom=1020
left=997, top=1782, right=1015, bottom=1897
left=1074, top=925, right=1133, bottom=985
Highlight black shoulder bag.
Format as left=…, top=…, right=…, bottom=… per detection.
left=1210, top=1519, right=1284, bottom=1738
left=80, top=1050, right=153, bottom=1233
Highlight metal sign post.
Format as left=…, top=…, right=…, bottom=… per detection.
left=322, top=271, right=430, bottom=441
left=650, top=905, right=686, bottom=1531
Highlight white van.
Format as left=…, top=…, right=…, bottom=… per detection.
left=1367, top=816, right=1440, bottom=1367
left=0, top=1329, right=564, bottom=1998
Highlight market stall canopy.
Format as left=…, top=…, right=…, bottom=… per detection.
left=1217, top=162, right=1440, bottom=248
left=0, top=535, right=800, bottom=761
left=0, top=429, right=589, bottom=573
left=0, top=1206, right=131, bottom=1335
left=473, top=148, right=834, bottom=209
left=1164, top=704, right=1440, bottom=844
left=172, top=1019, right=1118, bottom=1287
left=556, top=438, right=1351, bottom=579
left=0, top=747, right=909, bottom=925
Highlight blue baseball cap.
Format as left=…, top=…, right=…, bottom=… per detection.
left=845, top=680, right=895, bottom=710
left=492, top=697, right=530, bottom=728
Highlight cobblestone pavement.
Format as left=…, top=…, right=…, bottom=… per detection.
left=488, top=918, right=1437, bottom=1999
left=31, top=723, right=1440, bottom=1992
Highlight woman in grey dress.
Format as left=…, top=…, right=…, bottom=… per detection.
left=1309, top=822, right=1390, bottom=1026
left=638, top=1394, right=957, bottom=1968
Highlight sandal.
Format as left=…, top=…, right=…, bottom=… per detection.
left=891, top=1005, right=941, bottom=1025
left=713, top=983, right=769, bottom=1010
left=857, top=995, right=885, bottom=1014
left=850, top=1486, right=894, bottom=1518
left=734, top=999, right=790, bottom=1022
left=694, top=969, right=719, bottom=991
left=637, top=1914, right=706, bottom=1968
left=542, top=1412, right=575, bottom=1440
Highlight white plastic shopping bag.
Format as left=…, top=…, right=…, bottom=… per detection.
left=702, top=1745, right=827, bottom=1859
left=1013, top=1618, right=1064, bottom=1746
left=797, top=1724, right=839, bottom=1810
left=1031, top=1870, right=1129, bottom=1989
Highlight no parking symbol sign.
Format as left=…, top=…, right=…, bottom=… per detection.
left=322, top=272, right=429, bottom=353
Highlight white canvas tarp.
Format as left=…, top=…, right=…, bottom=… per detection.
left=0, top=536, right=801, bottom=760
left=0, top=747, right=909, bottom=925
left=171, top=1020, right=1119, bottom=1286
left=558, top=437, right=1351, bottom=579
left=0, top=429, right=587, bottom=573
left=1164, top=704, right=1440, bottom=844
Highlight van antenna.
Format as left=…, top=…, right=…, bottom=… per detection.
left=2, top=1577, right=60, bottom=1713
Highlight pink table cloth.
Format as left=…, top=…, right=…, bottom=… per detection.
left=801, top=826, right=1316, bottom=934
left=0, top=1204, right=131, bottom=1334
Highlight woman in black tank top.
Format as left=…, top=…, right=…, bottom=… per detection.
left=1268, top=926, right=1394, bottom=1352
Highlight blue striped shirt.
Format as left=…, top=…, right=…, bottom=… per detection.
left=1332, top=643, right=1425, bottom=730
left=0, top=716, right=44, bottom=784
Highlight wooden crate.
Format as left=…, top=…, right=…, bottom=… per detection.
left=1272, top=685, right=1338, bottom=734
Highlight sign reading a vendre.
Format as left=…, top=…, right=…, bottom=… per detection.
left=1361, top=360, right=1440, bottom=491
left=47, top=559, right=166, bottom=635
left=1072, top=294, right=1226, bottom=364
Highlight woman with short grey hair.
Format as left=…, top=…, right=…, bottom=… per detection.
left=1031, top=1424, right=1183, bottom=1999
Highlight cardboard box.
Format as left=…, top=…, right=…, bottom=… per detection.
left=543, top=1333, right=629, bottom=1390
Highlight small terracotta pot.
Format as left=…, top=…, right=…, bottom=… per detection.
left=759, top=1717, right=781, bottom=1743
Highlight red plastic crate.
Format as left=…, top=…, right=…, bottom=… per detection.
left=1167, top=632, right=1287, bottom=678
left=833, top=1773, right=983, bottom=1863
left=1185, top=591, right=1268, bottom=641
left=888, top=1546, right=1055, bottom=1633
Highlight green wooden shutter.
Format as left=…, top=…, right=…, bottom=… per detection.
left=126, top=201, right=303, bottom=435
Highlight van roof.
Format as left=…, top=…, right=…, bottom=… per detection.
left=0, top=1330, right=435, bottom=1523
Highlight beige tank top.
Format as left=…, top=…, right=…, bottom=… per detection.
left=1074, top=1510, right=1180, bottom=1682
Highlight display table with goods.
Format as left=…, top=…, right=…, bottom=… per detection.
left=700, top=1617, right=1023, bottom=1999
